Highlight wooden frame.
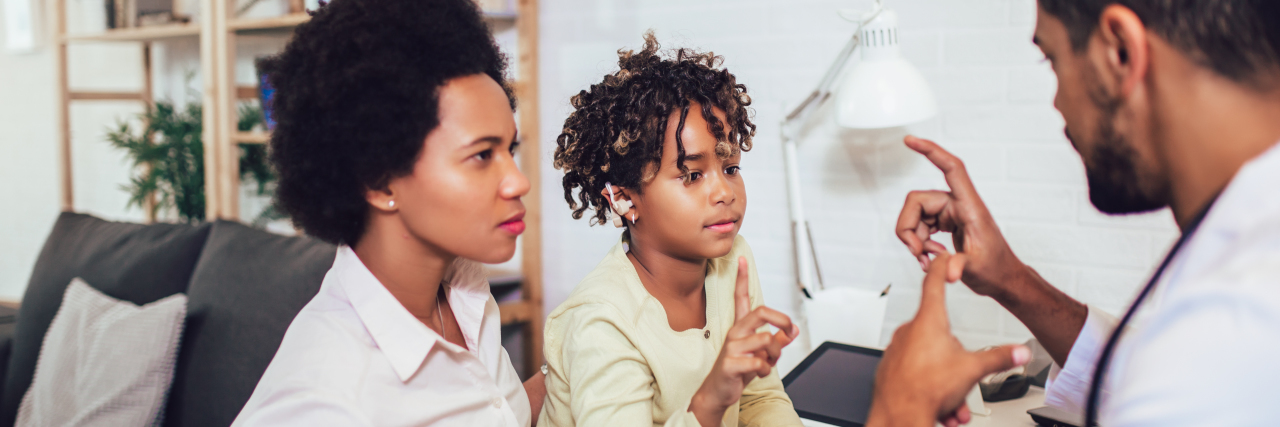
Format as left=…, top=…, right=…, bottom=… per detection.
left=514, top=0, right=545, bottom=376
left=51, top=0, right=544, bottom=374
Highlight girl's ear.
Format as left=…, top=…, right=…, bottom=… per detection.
left=599, top=184, right=634, bottom=214
left=600, top=183, right=636, bottom=228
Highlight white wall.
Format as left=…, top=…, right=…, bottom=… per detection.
left=0, top=0, right=61, bottom=300
left=0, top=0, right=290, bottom=300
left=0, top=0, right=149, bottom=301
left=535, top=0, right=1179, bottom=366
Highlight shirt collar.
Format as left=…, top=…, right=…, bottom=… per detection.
left=1200, top=141, right=1280, bottom=234
left=332, top=245, right=492, bottom=382
left=1170, top=140, right=1280, bottom=282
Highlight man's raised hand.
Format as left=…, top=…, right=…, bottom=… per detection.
left=896, top=135, right=1028, bottom=298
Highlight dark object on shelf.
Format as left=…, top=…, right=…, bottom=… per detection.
left=135, top=0, right=172, bottom=25
left=255, top=58, right=277, bottom=130
left=138, top=11, right=176, bottom=26
left=105, top=0, right=117, bottom=29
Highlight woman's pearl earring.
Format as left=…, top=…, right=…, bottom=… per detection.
left=388, top=200, right=396, bottom=208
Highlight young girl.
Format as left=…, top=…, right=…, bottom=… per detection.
left=539, top=34, right=804, bottom=427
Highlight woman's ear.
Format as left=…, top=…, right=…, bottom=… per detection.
left=367, top=186, right=398, bottom=213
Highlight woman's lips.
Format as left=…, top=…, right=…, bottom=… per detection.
left=499, top=220, right=526, bottom=235
left=499, top=212, right=526, bottom=235
left=705, top=220, right=736, bottom=233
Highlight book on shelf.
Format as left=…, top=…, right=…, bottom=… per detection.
left=106, top=0, right=181, bottom=29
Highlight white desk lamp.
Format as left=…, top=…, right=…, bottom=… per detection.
left=781, top=5, right=974, bottom=412
left=781, top=1, right=937, bottom=298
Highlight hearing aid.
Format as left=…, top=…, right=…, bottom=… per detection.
left=604, top=183, right=632, bottom=228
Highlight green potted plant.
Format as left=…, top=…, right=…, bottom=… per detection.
left=106, top=100, right=277, bottom=223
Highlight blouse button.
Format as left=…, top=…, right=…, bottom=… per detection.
left=704, top=330, right=710, bottom=339
left=491, top=397, right=504, bottom=408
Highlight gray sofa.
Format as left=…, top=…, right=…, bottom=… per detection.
left=0, top=212, right=337, bottom=427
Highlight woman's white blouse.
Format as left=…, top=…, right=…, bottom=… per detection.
left=232, top=245, right=530, bottom=427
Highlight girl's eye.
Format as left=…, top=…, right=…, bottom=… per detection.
left=474, top=149, right=493, bottom=161
left=687, top=172, right=702, bottom=182
left=725, top=166, right=740, bottom=175
left=509, top=141, right=521, bottom=155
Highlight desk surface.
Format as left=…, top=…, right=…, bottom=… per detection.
left=800, top=386, right=1047, bottom=427
left=970, top=386, right=1046, bottom=427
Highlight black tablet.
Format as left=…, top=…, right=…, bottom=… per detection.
left=782, top=341, right=883, bottom=427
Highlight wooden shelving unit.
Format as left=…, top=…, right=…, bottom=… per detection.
left=50, top=0, right=544, bottom=375
left=61, top=23, right=201, bottom=42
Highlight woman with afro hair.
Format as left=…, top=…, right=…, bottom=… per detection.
left=538, top=33, right=804, bottom=427
left=232, top=0, right=545, bottom=425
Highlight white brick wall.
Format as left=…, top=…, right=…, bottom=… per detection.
left=536, top=0, right=1179, bottom=355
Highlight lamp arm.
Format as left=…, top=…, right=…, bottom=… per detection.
left=784, top=34, right=859, bottom=124
left=780, top=4, right=883, bottom=299
left=782, top=6, right=883, bottom=126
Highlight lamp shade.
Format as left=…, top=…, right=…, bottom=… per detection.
left=835, top=10, right=937, bottom=129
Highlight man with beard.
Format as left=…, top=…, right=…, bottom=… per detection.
left=863, top=1, right=1280, bottom=426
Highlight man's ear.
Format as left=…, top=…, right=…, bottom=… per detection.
left=1097, top=5, right=1150, bottom=97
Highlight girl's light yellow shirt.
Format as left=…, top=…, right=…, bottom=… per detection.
left=539, top=235, right=803, bottom=427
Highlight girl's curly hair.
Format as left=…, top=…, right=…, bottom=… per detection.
left=554, top=32, right=756, bottom=225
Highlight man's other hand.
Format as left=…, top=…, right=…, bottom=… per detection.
left=866, top=252, right=1030, bottom=427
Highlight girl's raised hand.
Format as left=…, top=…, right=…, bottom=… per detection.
left=689, top=257, right=800, bottom=427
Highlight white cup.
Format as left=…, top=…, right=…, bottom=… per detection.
left=802, top=286, right=888, bottom=350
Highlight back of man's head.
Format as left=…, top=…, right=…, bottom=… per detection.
left=1039, top=0, right=1280, bottom=89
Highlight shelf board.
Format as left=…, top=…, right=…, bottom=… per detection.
left=498, top=300, right=533, bottom=325
left=60, top=9, right=516, bottom=42
left=69, top=91, right=144, bottom=101
left=487, top=268, right=523, bottom=288
left=234, top=131, right=271, bottom=144
left=63, top=24, right=200, bottom=43
left=228, top=10, right=514, bottom=33
left=229, top=13, right=311, bottom=31
left=484, top=11, right=518, bottom=21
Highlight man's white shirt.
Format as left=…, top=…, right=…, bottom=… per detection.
left=232, top=246, right=530, bottom=427
left=1045, top=141, right=1280, bottom=426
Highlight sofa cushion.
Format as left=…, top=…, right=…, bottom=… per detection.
left=163, top=220, right=335, bottom=427
left=0, top=213, right=211, bottom=425
left=17, top=278, right=187, bottom=427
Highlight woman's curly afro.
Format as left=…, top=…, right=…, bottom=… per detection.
left=553, top=32, right=756, bottom=226
left=262, top=0, right=512, bottom=245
